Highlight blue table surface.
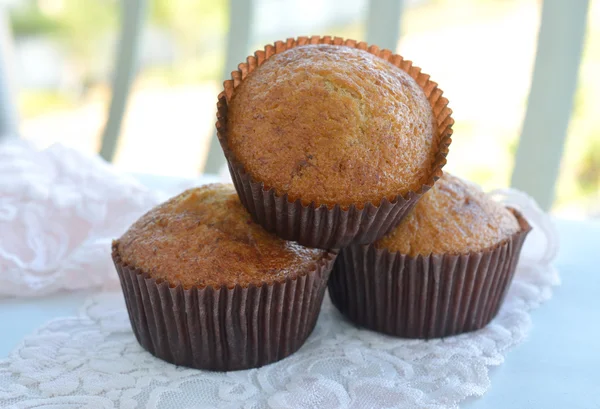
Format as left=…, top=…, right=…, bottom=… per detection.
left=1, top=179, right=598, bottom=409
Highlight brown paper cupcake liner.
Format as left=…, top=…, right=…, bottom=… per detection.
left=112, top=244, right=337, bottom=371
left=327, top=210, right=532, bottom=339
left=216, top=35, right=453, bottom=249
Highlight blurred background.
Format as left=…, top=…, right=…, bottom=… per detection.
left=0, top=0, right=598, bottom=217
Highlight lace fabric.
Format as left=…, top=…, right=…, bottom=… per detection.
left=0, top=141, right=201, bottom=297
left=0, top=142, right=559, bottom=408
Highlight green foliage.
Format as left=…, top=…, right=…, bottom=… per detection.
left=143, top=50, right=223, bottom=85
left=150, top=0, right=227, bottom=33
left=56, top=0, right=117, bottom=36
left=18, top=90, right=76, bottom=118
left=150, top=0, right=227, bottom=59
left=54, top=0, right=117, bottom=61
left=9, top=5, right=61, bottom=36
left=10, top=0, right=117, bottom=61
left=576, top=136, right=600, bottom=195
left=507, top=136, right=519, bottom=157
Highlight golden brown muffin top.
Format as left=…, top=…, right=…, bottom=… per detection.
left=227, top=44, right=437, bottom=207
left=376, top=174, right=521, bottom=256
left=116, top=184, right=327, bottom=288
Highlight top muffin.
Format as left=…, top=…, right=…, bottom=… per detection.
left=115, top=184, right=327, bottom=288
left=227, top=44, right=437, bottom=207
left=376, top=173, right=521, bottom=256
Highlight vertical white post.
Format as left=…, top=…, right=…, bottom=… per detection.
left=202, top=0, right=254, bottom=174
left=0, top=6, right=18, bottom=140
left=99, top=0, right=147, bottom=162
left=366, top=0, right=404, bottom=51
left=511, top=0, right=589, bottom=210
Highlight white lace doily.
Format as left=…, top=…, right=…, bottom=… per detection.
left=0, top=142, right=559, bottom=409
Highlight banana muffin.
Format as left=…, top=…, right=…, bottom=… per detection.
left=217, top=36, right=453, bottom=249
left=376, top=173, right=521, bottom=256
left=112, top=183, right=337, bottom=370
left=227, top=44, right=436, bottom=207
left=328, top=173, right=531, bottom=338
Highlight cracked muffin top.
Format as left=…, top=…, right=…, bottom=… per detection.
left=376, top=173, right=521, bottom=256
left=226, top=44, right=437, bottom=208
left=115, top=184, right=328, bottom=288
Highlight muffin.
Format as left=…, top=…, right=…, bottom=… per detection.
left=112, top=184, right=337, bottom=371
left=217, top=36, right=453, bottom=249
left=328, top=174, right=532, bottom=338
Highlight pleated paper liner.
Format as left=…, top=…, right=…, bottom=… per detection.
left=216, top=35, right=453, bottom=250
left=328, top=210, right=532, bottom=339
left=112, top=244, right=337, bottom=371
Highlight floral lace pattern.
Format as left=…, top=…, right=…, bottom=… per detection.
left=0, top=142, right=558, bottom=408
left=0, top=141, right=204, bottom=297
